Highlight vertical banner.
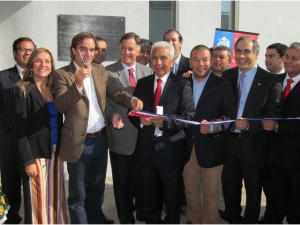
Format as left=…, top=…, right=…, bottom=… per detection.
left=213, top=28, right=259, bottom=68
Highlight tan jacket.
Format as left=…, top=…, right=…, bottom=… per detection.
left=53, top=62, right=132, bottom=163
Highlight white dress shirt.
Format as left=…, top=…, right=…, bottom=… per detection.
left=74, top=62, right=105, bottom=133
left=153, top=72, right=170, bottom=136
left=283, top=73, right=300, bottom=91
left=121, top=61, right=137, bottom=83
left=277, top=68, right=285, bottom=74
left=16, top=64, right=24, bottom=79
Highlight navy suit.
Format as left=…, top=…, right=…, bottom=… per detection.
left=130, top=73, right=195, bottom=223
left=0, top=66, right=22, bottom=224
left=185, top=73, right=235, bottom=167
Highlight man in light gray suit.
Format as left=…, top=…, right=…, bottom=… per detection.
left=105, top=32, right=152, bottom=224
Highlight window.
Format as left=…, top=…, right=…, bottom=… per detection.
left=149, top=1, right=175, bottom=43
left=221, top=1, right=234, bottom=30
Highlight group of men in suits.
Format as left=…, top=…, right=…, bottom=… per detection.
left=1, top=31, right=300, bottom=225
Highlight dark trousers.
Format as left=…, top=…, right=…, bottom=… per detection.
left=0, top=153, right=22, bottom=224
left=261, top=165, right=272, bottom=218
left=222, top=135, right=265, bottom=224
left=267, top=163, right=300, bottom=224
left=67, top=134, right=108, bottom=224
left=142, top=143, right=182, bottom=224
left=110, top=150, right=144, bottom=223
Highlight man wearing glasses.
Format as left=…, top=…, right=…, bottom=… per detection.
left=0, top=37, right=36, bottom=223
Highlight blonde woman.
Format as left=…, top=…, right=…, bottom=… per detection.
left=10, top=48, right=67, bottom=224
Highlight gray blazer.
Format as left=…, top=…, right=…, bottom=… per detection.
left=105, top=60, right=152, bottom=155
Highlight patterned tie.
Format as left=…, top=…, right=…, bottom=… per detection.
left=232, top=73, right=246, bottom=132
left=128, top=68, right=136, bottom=91
left=282, top=78, right=294, bottom=101
left=154, top=79, right=162, bottom=113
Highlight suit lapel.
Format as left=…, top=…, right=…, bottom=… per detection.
left=196, top=73, right=215, bottom=109
left=9, top=66, right=21, bottom=83
left=231, top=67, right=239, bottom=98
left=178, top=55, right=188, bottom=72
left=147, top=75, right=155, bottom=112
left=116, top=60, right=130, bottom=89
left=136, top=63, right=144, bottom=80
left=285, top=76, right=300, bottom=102
left=243, top=67, right=264, bottom=115
left=159, top=74, right=174, bottom=105
left=31, top=83, right=50, bottom=121
left=91, top=64, right=102, bottom=107
left=68, top=62, right=76, bottom=84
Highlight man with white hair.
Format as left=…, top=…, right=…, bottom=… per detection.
left=129, top=41, right=195, bottom=223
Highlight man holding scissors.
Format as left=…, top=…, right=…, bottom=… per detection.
left=52, top=32, right=143, bottom=224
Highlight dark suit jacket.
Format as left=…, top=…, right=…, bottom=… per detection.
left=272, top=73, right=300, bottom=169
left=10, top=82, right=63, bottom=167
left=130, top=73, right=195, bottom=169
left=223, top=66, right=283, bottom=168
left=177, top=54, right=191, bottom=77
left=185, top=73, right=235, bottom=168
left=0, top=66, right=20, bottom=156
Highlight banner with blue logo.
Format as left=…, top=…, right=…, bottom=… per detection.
left=213, top=28, right=259, bottom=68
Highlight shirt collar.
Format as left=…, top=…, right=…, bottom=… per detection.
left=155, top=72, right=170, bottom=84
left=121, top=61, right=136, bottom=72
left=174, top=54, right=181, bottom=65
left=16, top=64, right=24, bottom=78
left=285, top=73, right=300, bottom=83
left=277, top=68, right=285, bottom=74
left=238, top=64, right=258, bottom=77
left=192, top=71, right=211, bottom=84
left=73, top=61, right=92, bottom=72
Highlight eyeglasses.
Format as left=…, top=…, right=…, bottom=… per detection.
left=17, top=48, right=34, bottom=53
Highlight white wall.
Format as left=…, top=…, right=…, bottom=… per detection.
left=236, top=1, right=299, bottom=69
left=178, top=1, right=221, bottom=58
left=1, top=1, right=299, bottom=71
left=0, top=1, right=149, bottom=70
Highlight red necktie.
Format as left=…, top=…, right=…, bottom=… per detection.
left=128, top=68, right=136, bottom=91
left=282, top=78, right=294, bottom=101
left=154, top=79, right=162, bottom=113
